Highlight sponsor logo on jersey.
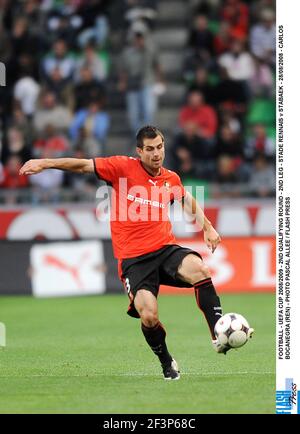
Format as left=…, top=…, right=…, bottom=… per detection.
left=127, top=194, right=165, bottom=208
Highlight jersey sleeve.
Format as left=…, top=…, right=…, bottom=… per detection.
left=93, top=156, right=128, bottom=184
left=171, top=172, right=186, bottom=202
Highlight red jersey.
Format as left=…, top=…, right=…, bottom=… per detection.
left=94, top=156, right=185, bottom=259
left=0, top=168, right=29, bottom=188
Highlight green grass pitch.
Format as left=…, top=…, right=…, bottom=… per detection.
left=0, top=293, right=275, bottom=414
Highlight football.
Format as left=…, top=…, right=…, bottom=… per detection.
left=214, top=313, right=253, bottom=349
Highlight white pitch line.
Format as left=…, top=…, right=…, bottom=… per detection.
left=0, top=371, right=274, bottom=378
left=112, top=371, right=275, bottom=377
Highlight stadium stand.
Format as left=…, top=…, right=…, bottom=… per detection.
left=0, top=0, right=276, bottom=203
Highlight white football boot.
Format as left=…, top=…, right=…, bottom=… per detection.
left=212, top=339, right=231, bottom=355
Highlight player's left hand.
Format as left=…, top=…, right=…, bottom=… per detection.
left=204, top=226, right=221, bottom=253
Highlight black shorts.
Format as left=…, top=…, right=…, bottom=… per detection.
left=120, top=245, right=202, bottom=318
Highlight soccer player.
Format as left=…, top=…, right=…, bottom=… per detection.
left=20, top=125, right=229, bottom=380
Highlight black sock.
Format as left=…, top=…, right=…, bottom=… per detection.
left=194, top=278, right=222, bottom=339
left=141, top=322, right=173, bottom=366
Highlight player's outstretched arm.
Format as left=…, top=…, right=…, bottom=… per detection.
left=19, top=158, right=94, bottom=176
left=182, top=191, right=221, bottom=253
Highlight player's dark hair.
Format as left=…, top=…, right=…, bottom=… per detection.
left=136, top=125, right=164, bottom=148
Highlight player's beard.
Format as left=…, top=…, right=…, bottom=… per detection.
left=152, top=158, right=162, bottom=167
left=151, top=152, right=164, bottom=167
left=149, top=158, right=163, bottom=174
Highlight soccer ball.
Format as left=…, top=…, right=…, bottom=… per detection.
left=214, top=313, right=252, bottom=349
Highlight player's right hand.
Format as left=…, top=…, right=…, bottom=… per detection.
left=204, top=226, right=221, bottom=253
left=19, top=159, right=45, bottom=175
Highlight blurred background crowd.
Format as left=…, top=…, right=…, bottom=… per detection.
left=0, top=0, right=276, bottom=204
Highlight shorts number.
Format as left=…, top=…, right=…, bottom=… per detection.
left=125, top=278, right=131, bottom=294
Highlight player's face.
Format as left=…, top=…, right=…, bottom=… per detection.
left=137, top=135, right=165, bottom=171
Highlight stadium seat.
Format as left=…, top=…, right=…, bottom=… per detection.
left=266, top=125, right=276, bottom=141
left=208, top=20, right=220, bottom=34
left=247, top=98, right=276, bottom=126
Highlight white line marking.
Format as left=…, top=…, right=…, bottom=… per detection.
left=0, top=371, right=274, bottom=378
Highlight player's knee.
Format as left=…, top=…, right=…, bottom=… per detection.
left=200, top=263, right=210, bottom=277
left=193, top=262, right=211, bottom=283
left=140, top=310, right=159, bottom=328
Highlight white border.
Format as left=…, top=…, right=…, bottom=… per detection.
left=276, top=0, right=300, bottom=414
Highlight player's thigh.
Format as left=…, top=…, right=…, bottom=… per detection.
left=177, top=253, right=210, bottom=285
left=134, top=289, right=158, bottom=317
